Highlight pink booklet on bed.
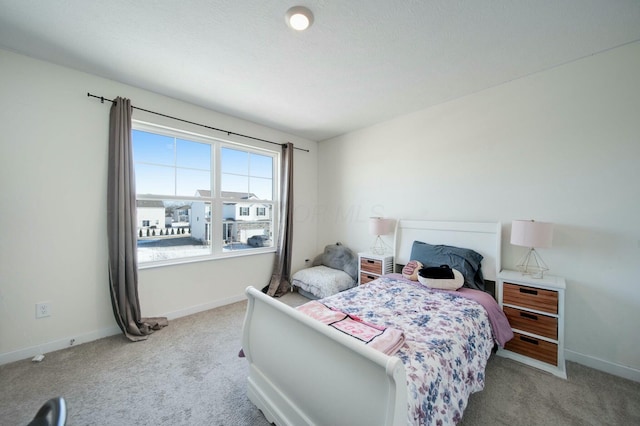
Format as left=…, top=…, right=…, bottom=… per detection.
left=297, top=301, right=405, bottom=356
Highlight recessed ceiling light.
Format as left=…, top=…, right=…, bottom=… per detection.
left=285, top=6, right=313, bottom=31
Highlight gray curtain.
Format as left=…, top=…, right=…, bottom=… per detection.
left=107, top=97, right=167, bottom=341
left=265, top=142, right=294, bottom=297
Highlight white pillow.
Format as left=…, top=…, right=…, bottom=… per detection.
left=418, top=268, right=464, bottom=290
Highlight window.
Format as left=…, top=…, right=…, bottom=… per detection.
left=132, top=124, right=278, bottom=266
left=256, top=207, right=266, bottom=216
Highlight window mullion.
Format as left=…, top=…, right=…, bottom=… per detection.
left=211, top=142, right=223, bottom=254
left=173, top=136, right=178, bottom=197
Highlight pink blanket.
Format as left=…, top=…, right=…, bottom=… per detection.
left=455, top=287, right=514, bottom=347
left=297, top=301, right=405, bottom=355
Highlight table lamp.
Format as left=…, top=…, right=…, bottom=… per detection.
left=510, top=219, right=553, bottom=278
left=369, top=217, right=394, bottom=255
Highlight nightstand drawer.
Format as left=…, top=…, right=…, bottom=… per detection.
left=505, top=332, right=558, bottom=366
left=503, top=282, right=558, bottom=314
left=360, top=272, right=378, bottom=285
left=360, top=258, right=383, bottom=275
left=503, top=306, right=558, bottom=340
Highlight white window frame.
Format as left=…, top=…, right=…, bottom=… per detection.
left=133, top=120, right=279, bottom=269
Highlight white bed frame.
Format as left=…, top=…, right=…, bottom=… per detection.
left=242, top=220, right=501, bottom=426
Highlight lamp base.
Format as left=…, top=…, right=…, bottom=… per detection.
left=370, top=236, right=391, bottom=255
left=516, top=248, right=549, bottom=279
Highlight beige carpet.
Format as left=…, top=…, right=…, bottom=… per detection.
left=1, top=291, right=638, bottom=425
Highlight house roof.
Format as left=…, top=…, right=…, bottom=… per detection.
left=196, top=190, right=258, bottom=200
left=1, top=1, right=638, bottom=141
left=136, top=200, right=164, bottom=208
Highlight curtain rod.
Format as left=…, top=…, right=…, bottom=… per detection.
left=87, top=92, right=309, bottom=152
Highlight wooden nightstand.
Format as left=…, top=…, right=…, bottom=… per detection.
left=497, top=270, right=567, bottom=379
left=358, top=252, right=393, bottom=285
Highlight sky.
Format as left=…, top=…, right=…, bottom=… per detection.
left=132, top=129, right=273, bottom=200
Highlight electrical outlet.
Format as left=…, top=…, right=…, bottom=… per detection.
left=36, top=302, right=51, bottom=318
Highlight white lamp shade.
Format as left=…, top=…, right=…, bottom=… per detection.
left=511, top=220, right=553, bottom=248
left=369, top=217, right=393, bottom=236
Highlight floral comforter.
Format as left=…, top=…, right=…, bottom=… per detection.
left=319, top=276, right=495, bottom=425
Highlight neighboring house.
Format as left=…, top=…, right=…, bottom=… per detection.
left=136, top=200, right=165, bottom=231
left=192, top=190, right=272, bottom=245
left=190, top=192, right=211, bottom=244
left=136, top=191, right=271, bottom=244
left=172, top=205, right=190, bottom=223
left=138, top=200, right=189, bottom=235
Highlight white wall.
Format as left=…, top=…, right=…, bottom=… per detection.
left=317, top=42, right=640, bottom=380
left=0, top=48, right=318, bottom=363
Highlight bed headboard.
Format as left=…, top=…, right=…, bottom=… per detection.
left=393, top=220, right=502, bottom=281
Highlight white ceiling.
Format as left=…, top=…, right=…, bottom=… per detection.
left=1, top=1, right=640, bottom=141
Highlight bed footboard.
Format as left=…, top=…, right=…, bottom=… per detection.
left=242, top=286, right=408, bottom=426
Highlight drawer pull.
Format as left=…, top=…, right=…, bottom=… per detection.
left=367, top=275, right=376, bottom=280
left=366, top=259, right=375, bottom=264
left=519, top=288, right=538, bottom=295
left=520, top=336, right=539, bottom=345
left=520, top=312, right=538, bottom=321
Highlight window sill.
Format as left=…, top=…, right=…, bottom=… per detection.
left=137, top=247, right=277, bottom=270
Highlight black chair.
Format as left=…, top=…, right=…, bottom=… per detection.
left=27, top=397, right=66, bottom=426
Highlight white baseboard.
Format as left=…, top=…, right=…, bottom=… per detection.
left=163, top=293, right=247, bottom=320
left=565, top=349, right=640, bottom=383
left=0, top=325, right=121, bottom=366
left=0, top=293, right=248, bottom=366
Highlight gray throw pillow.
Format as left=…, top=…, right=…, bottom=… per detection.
left=312, top=243, right=357, bottom=281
